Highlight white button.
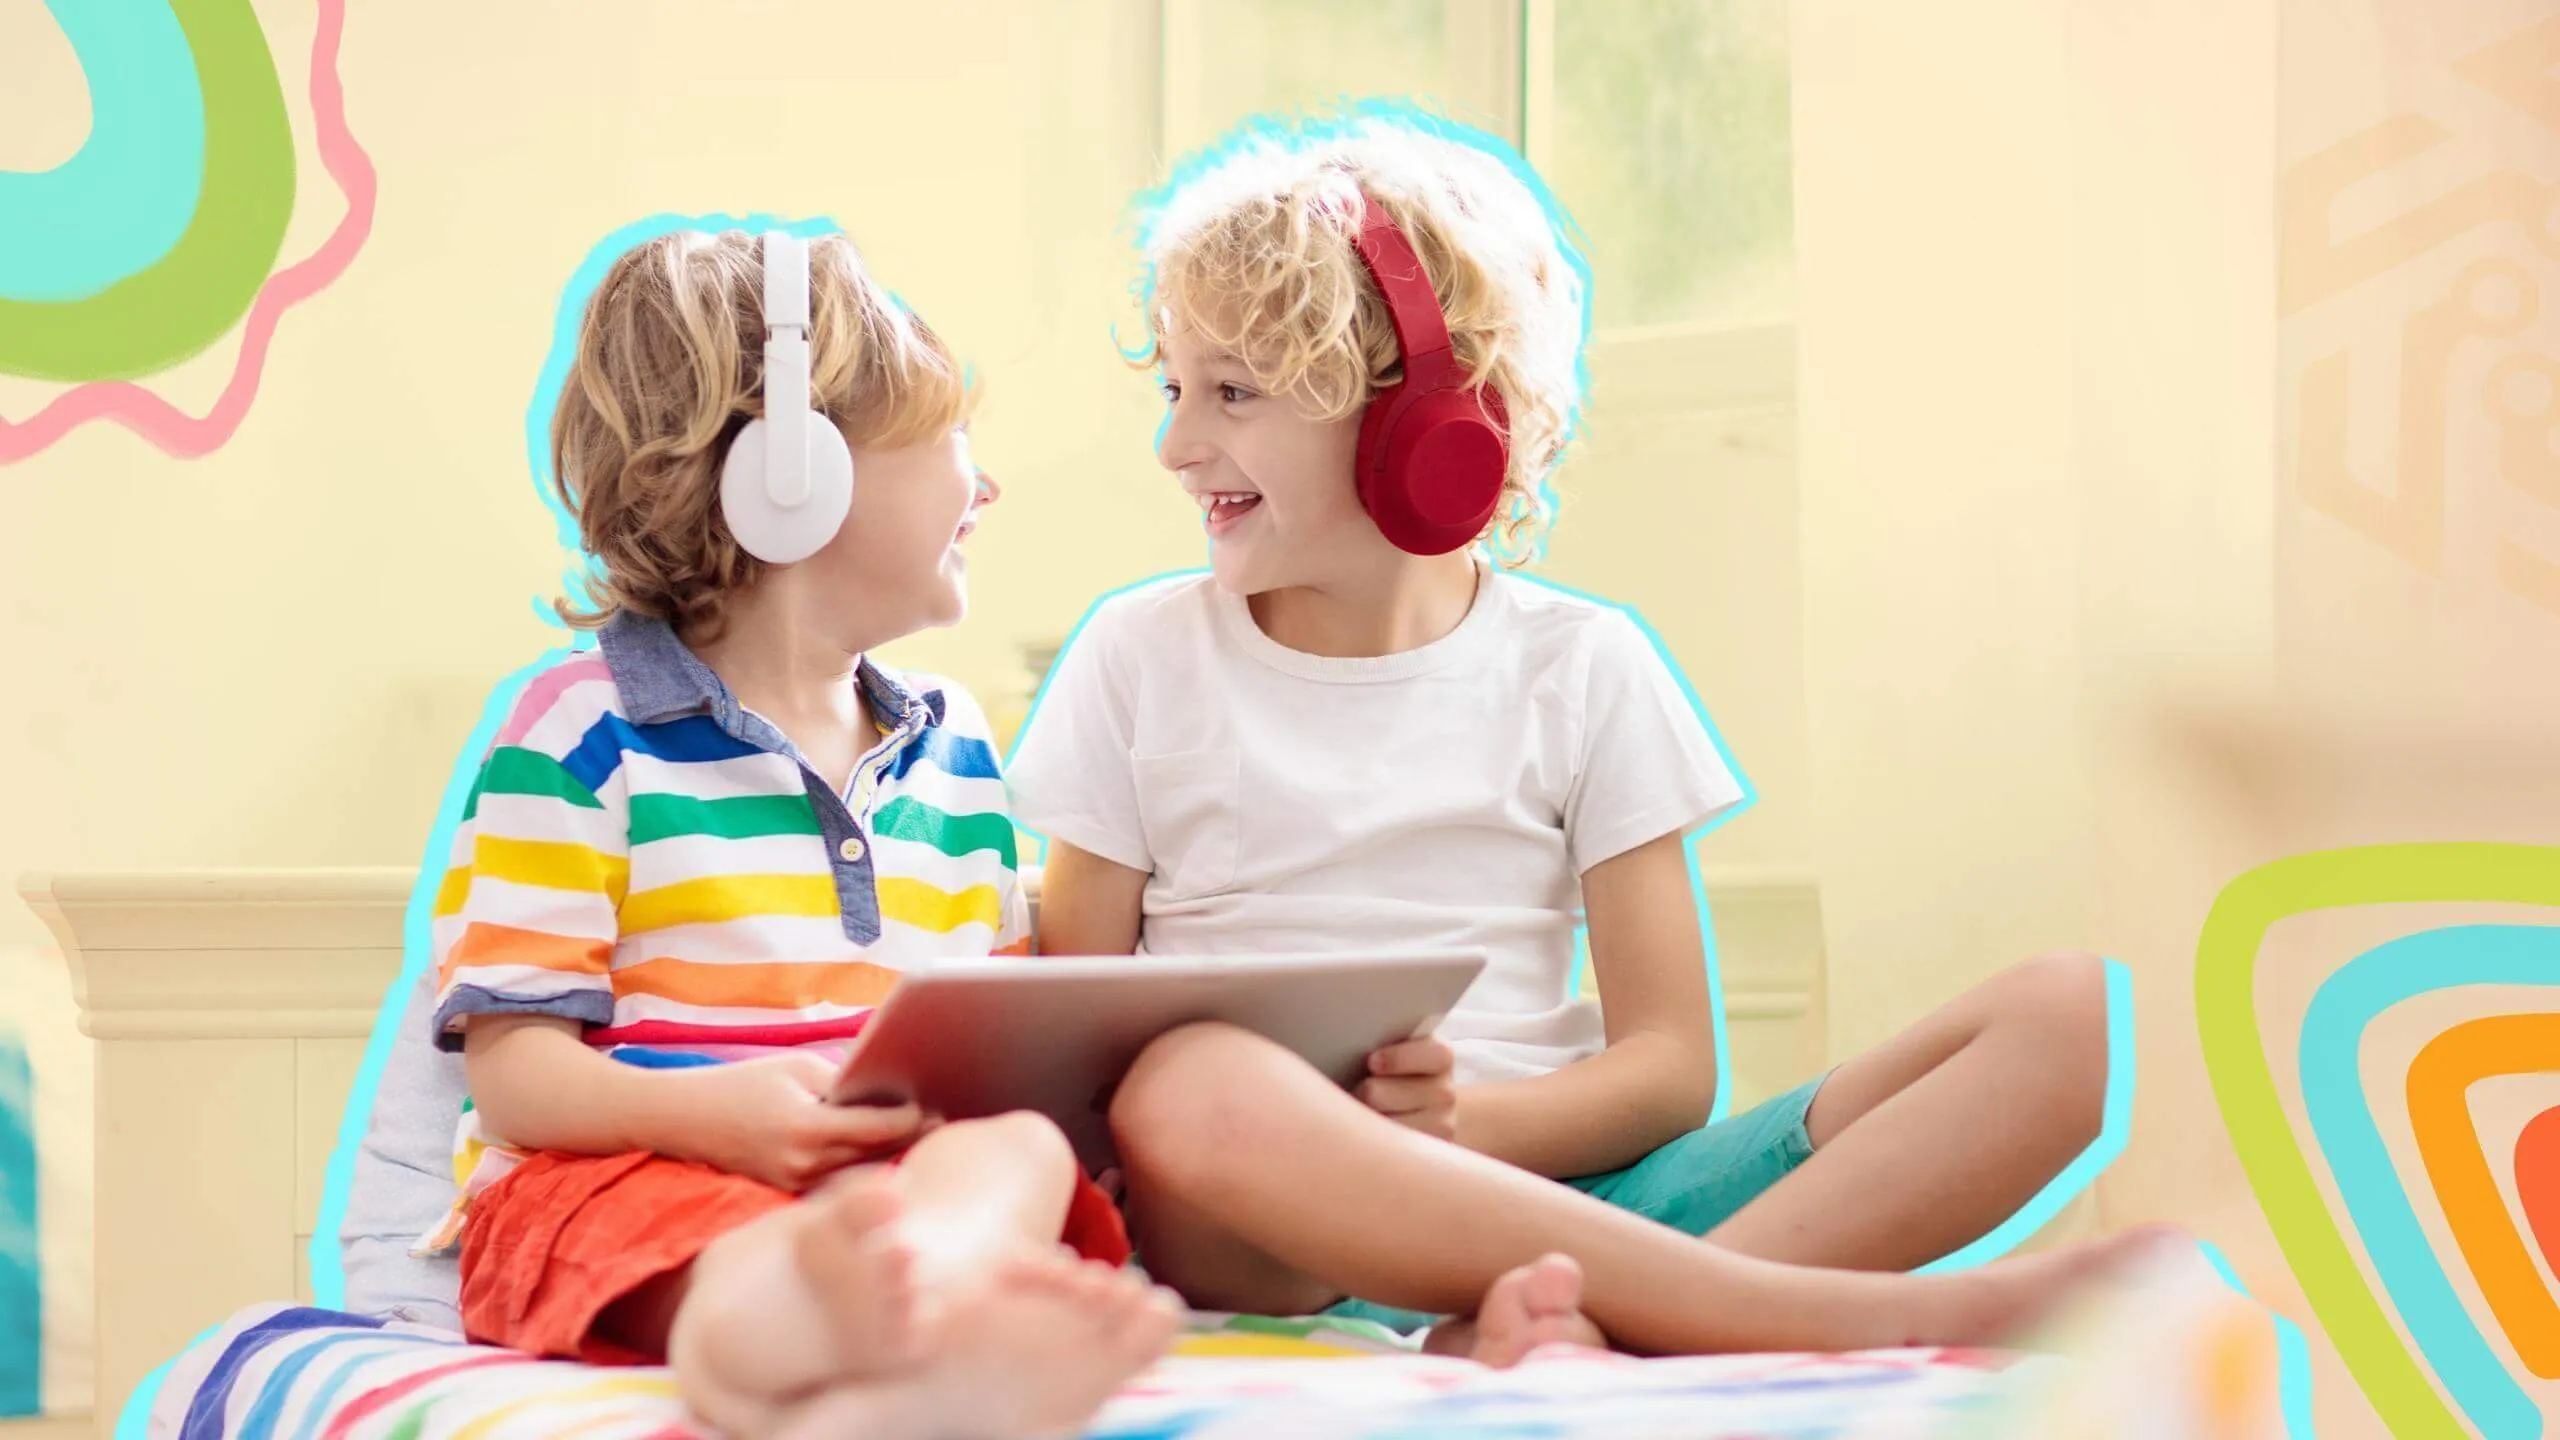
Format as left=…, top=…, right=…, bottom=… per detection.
left=838, top=836, right=867, bottom=864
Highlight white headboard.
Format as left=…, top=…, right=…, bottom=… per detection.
left=18, top=862, right=1824, bottom=1437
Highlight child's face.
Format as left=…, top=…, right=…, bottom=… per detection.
left=806, top=427, right=994, bottom=637
left=1156, top=324, right=1381, bottom=595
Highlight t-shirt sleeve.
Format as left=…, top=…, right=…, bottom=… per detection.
left=1563, top=611, right=1748, bottom=875
left=994, top=868, right=1034, bottom=956
left=427, top=693, right=630, bottom=1050
left=928, top=679, right=1039, bottom=957
left=1005, top=599, right=1153, bottom=873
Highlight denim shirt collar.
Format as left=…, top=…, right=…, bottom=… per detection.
left=595, top=609, right=945, bottom=748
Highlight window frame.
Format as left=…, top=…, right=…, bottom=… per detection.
left=1154, top=0, right=1796, bottom=408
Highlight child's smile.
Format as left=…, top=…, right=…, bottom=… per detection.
left=1194, top=487, right=1262, bottom=537
left=1155, top=325, right=1371, bottom=595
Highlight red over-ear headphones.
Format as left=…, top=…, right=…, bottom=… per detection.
left=1346, top=191, right=1511, bottom=556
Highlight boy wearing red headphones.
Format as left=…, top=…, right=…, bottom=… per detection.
left=1010, top=112, right=2146, bottom=1361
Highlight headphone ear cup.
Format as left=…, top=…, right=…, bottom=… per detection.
left=720, top=416, right=856, bottom=565
left=1357, top=383, right=1509, bottom=557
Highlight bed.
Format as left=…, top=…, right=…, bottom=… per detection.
left=15, top=865, right=2275, bottom=1440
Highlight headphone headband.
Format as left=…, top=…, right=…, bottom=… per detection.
left=759, top=233, right=814, bottom=509
left=1340, top=189, right=1509, bottom=556
left=1348, top=194, right=1460, bottom=390
left=718, top=230, right=855, bottom=564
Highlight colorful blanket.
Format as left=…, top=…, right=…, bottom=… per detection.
left=142, top=1249, right=2289, bottom=1439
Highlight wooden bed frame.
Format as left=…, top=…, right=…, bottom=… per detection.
left=18, top=863, right=1831, bottom=1438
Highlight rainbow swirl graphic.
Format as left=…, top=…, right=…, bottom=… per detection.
left=2199, top=844, right=2560, bottom=1438
left=0, top=0, right=374, bottom=460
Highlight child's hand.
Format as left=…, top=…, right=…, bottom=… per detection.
left=664, top=1053, right=932, bottom=1192
left=1358, top=1037, right=1459, bottom=1143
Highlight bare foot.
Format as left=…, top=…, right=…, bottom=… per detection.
left=1425, top=1253, right=1608, bottom=1367
left=766, top=1252, right=1184, bottom=1440
left=1925, top=1225, right=2188, bottom=1349
left=668, top=1171, right=925, bottom=1437
left=792, top=1171, right=927, bottom=1373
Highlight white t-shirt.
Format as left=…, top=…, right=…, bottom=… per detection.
left=1006, top=566, right=1746, bottom=1084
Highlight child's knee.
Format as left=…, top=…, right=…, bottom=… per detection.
left=2001, top=951, right=2111, bottom=1130
left=1109, top=1022, right=1294, bottom=1178
left=938, top=1110, right=1077, bottom=1183
left=2004, top=951, right=2107, bottom=1025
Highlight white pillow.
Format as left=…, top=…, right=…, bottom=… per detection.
left=0, top=945, right=92, bottom=1419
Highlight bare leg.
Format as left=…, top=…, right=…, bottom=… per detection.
left=870, top=1110, right=1076, bottom=1289
left=1112, top=1022, right=2155, bottom=1359
left=648, top=1113, right=1177, bottom=1440
left=1711, top=953, right=2112, bottom=1269
left=655, top=1172, right=922, bottom=1432
left=763, top=1256, right=1181, bottom=1440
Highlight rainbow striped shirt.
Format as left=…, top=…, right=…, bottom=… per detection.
left=416, top=611, right=1028, bottom=1253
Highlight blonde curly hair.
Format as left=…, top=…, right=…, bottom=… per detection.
left=551, top=229, right=973, bottom=638
left=1135, top=109, right=1589, bottom=564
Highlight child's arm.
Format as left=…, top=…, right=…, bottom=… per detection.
left=1007, top=600, right=1154, bottom=957
left=1442, top=832, right=1718, bottom=1178
left=1043, top=826, right=1712, bottom=1179
left=1031, top=840, right=1147, bottom=955
left=430, top=676, right=920, bottom=1190
left=1367, top=611, right=1742, bottom=1179
left=461, top=1014, right=927, bottom=1192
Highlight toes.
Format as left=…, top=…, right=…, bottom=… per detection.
left=994, top=1251, right=1069, bottom=1291
left=799, top=1219, right=917, bottom=1297
left=816, top=1175, right=905, bottom=1235
left=1070, top=1260, right=1125, bottom=1301
left=1520, top=1254, right=1584, bottom=1317
left=1478, top=1263, right=1533, bottom=1317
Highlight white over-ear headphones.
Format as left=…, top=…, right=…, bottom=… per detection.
left=719, top=232, right=856, bottom=564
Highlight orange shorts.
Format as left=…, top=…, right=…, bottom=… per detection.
left=457, top=1149, right=1132, bottom=1365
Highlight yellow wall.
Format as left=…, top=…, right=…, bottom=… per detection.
left=10, top=2, right=2560, bottom=1434
left=1798, top=0, right=2560, bottom=1433
left=0, top=0, right=1819, bottom=946
left=0, top=2, right=1188, bottom=952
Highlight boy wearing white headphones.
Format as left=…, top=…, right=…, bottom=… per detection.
left=1011, top=113, right=2155, bottom=1360
left=422, top=229, right=1178, bottom=1440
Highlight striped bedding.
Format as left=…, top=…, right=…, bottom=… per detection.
left=138, top=1307, right=2034, bottom=1440
left=136, top=1253, right=2284, bottom=1440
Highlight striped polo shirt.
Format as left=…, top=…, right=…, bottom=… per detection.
left=415, top=609, right=1028, bottom=1251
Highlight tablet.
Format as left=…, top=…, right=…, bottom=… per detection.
left=828, top=949, right=1486, bottom=1169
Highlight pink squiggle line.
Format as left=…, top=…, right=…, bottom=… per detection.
left=0, top=0, right=375, bottom=463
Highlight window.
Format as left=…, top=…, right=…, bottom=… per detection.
left=1544, top=0, right=1793, bottom=332
left=1156, top=0, right=1797, bottom=357
left=1161, top=1, right=1482, bottom=157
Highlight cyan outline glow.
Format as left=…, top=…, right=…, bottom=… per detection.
left=2196, top=1241, right=2319, bottom=1440
left=1001, top=567, right=1759, bottom=1126
left=1084, top=95, right=2136, bottom=1244
left=107, top=645, right=574, bottom=1432
left=314, top=210, right=862, bottom=1301
left=109, top=1321, right=211, bottom=1440
left=2195, top=844, right=2560, bottom=1440
left=1123, top=98, right=1591, bottom=570
left=309, top=214, right=848, bottom=1326
left=517, top=212, right=845, bottom=632
left=1917, top=957, right=2135, bottom=1275
left=2297, top=924, right=2556, bottom=1439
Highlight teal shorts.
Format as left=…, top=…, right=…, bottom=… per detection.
left=1322, top=1074, right=1828, bottom=1335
